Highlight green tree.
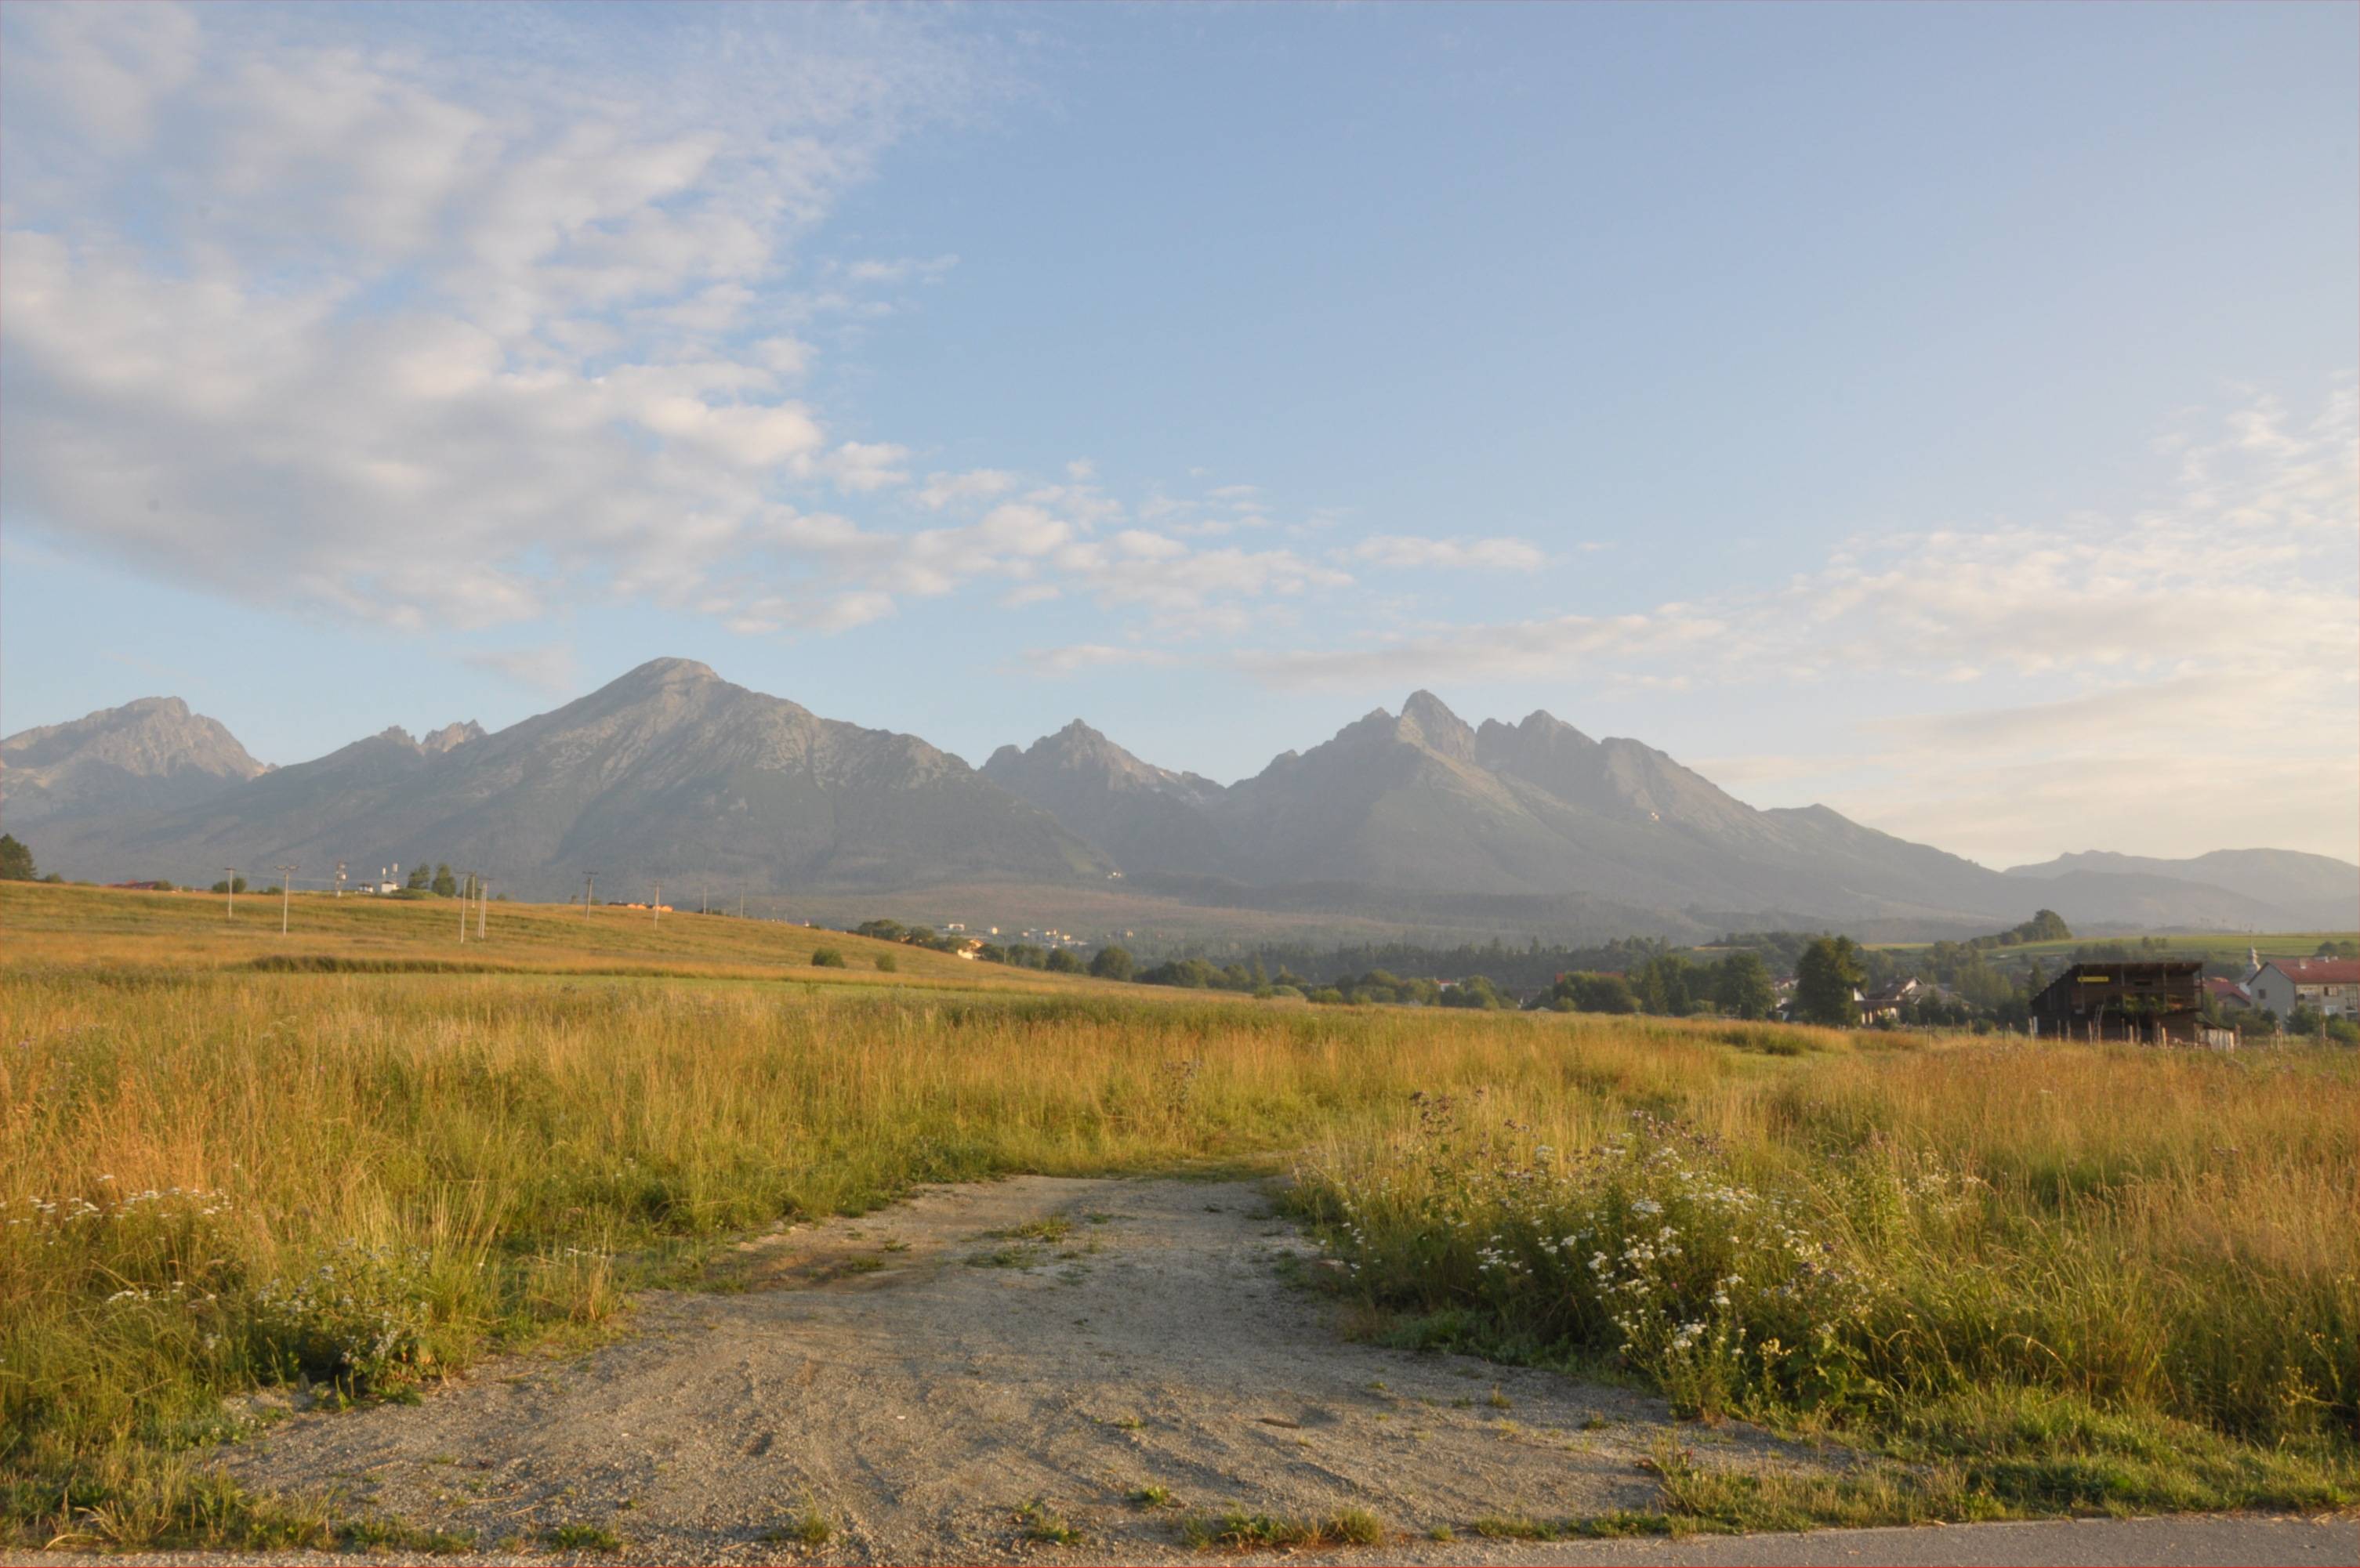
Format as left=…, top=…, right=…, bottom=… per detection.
left=1793, top=936, right=1865, bottom=1027
left=1557, top=972, right=1638, bottom=1014
left=431, top=864, right=457, bottom=898
left=810, top=947, right=847, bottom=969
left=1712, top=951, right=1778, bottom=1019
left=1438, top=975, right=1506, bottom=1010
left=1089, top=945, right=1135, bottom=981
left=210, top=875, right=249, bottom=895
left=0, top=834, right=36, bottom=882
left=406, top=864, right=431, bottom=891
left=1044, top=948, right=1083, bottom=974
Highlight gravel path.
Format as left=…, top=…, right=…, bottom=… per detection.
left=9, top=1176, right=2349, bottom=1566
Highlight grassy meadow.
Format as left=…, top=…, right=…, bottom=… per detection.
left=2, top=882, right=2354, bottom=1548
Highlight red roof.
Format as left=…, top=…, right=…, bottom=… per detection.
left=2203, top=976, right=2251, bottom=1000
left=2268, top=958, right=2360, bottom=984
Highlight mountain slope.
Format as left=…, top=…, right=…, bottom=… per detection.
left=2005, top=849, right=2358, bottom=929
left=21, top=668, right=2346, bottom=937
left=31, top=661, right=1112, bottom=897
left=981, top=721, right=1230, bottom=875
left=1, top=697, right=266, bottom=830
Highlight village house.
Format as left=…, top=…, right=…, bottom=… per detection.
left=1856, top=977, right=1921, bottom=1024
left=2028, top=961, right=2205, bottom=1043
left=2202, top=976, right=2254, bottom=1014
left=2244, top=958, right=2360, bottom=1019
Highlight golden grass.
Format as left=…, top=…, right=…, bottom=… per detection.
left=2, top=883, right=2353, bottom=1544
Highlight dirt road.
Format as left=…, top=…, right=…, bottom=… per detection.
left=223, top=1175, right=1825, bottom=1560
left=13, top=1175, right=2350, bottom=1566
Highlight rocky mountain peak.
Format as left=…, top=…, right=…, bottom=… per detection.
left=1398, top=690, right=1479, bottom=763
left=422, top=720, right=486, bottom=755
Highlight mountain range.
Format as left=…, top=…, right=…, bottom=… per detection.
left=5, top=658, right=2353, bottom=940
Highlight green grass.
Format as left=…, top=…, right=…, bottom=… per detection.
left=1015, top=1499, right=1081, bottom=1544
left=759, top=1503, right=834, bottom=1547
left=543, top=1521, right=622, bottom=1551
left=1177, top=1508, right=1386, bottom=1550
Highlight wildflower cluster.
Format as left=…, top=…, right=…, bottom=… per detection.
left=1299, top=1106, right=1967, bottom=1421
left=247, top=1240, right=437, bottom=1392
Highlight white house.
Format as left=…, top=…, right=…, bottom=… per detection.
left=2245, top=958, right=2360, bottom=1019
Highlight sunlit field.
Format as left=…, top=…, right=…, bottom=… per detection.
left=2, top=884, right=2353, bottom=1548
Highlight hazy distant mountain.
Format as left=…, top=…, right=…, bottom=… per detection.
left=24, top=660, right=1111, bottom=897
left=2006, top=849, right=2358, bottom=930
left=1, top=697, right=266, bottom=829
left=13, top=664, right=2349, bottom=937
left=981, top=721, right=1230, bottom=874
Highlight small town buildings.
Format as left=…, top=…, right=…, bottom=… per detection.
left=1856, top=977, right=1921, bottom=1024
left=2245, top=958, right=2360, bottom=1019
left=2028, top=961, right=2204, bottom=1043
left=2202, top=976, right=2254, bottom=1013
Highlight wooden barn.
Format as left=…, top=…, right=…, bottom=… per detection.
left=2029, top=961, right=2205, bottom=1043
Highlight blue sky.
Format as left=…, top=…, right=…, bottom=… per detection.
left=4, top=2, right=2355, bottom=867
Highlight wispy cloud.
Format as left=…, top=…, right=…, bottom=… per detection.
left=1347, top=534, right=1549, bottom=571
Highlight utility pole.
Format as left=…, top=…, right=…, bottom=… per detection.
left=583, top=871, right=597, bottom=913
left=335, top=860, right=347, bottom=899
left=702, top=884, right=709, bottom=917
left=478, top=878, right=490, bottom=940
left=223, top=868, right=237, bottom=919
left=738, top=893, right=745, bottom=920
left=458, top=875, right=469, bottom=943
left=653, top=881, right=662, bottom=927
left=274, top=864, right=297, bottom=935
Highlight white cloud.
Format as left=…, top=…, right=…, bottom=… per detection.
left=1348, top=534, right=1550, bottom=571
left=915, top=469, right=1019, bottom=510
left=0, top=4, right=988, bottom=630
left=1020, top=643, right=1185, bottom=676
left=841, top=253, right=958, bottom=285
left=462, top=641, right=582, bottom=695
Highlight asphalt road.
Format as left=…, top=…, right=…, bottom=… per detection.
left=8, top=1512, right=2355, bottom=1567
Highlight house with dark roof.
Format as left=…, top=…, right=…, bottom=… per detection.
left=2029, top=961, right=2203, bottom=1043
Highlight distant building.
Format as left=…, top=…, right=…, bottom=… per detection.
left=2246, top=958, right=2360, bottom=1020
left=1857, top=977, right=1922, bottom=1024
left=2028, top=961, right=2203, bottom=1043
left=107, top=880, right=172, bottom=891
left=2202, top=976, right=2254, bottom=1014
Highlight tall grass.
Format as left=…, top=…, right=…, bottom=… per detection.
left=1291, top=1040, right=2359, bottom=1512
left=3, top=932, right=2353, bottom=1543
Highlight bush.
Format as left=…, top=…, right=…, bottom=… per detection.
left=1089, top=945, right=1134, bottom=981
left=1044, top=949, right=1083, bottom=974
left=810, top=948, right=847, bottom=969
left=874, top=954, right=897, bottom=973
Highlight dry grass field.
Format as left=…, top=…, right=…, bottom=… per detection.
left=2, top=883, right=2354, bottom=1552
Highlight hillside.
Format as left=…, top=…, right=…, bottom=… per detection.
left=2006, top=849, right=2358, bottom=929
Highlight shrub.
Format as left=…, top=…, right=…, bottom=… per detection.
left=810, top=948, right=847, bottom=969
left=874, top=954, right=898, bottom=973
